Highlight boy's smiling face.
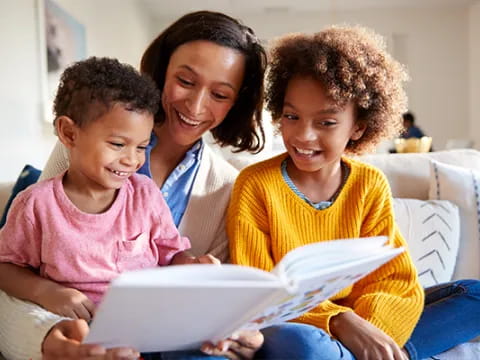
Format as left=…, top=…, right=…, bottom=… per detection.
left=62, top=103, right=153, bottom=192
left=280, top=76, right=365, bottom=176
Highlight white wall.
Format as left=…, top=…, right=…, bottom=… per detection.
left=0, top=0, right=50, bottom=183
left=154, top=6, right=471, bottom=152
left=54, top=0, right=154, bottom=68
left=247, top=7, right=470, bottom=152
left=0, top=0, right=153, bottom=182
left=469, top=2, right=480, bottom=149
left=0, top=2, right=476, bottom=182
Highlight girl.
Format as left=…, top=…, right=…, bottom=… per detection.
left=0, top=11, right=266, bottom=360
left=227, top=26, right=480, bottom=360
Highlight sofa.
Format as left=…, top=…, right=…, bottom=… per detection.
left=0, top=149, right=479, bottom=359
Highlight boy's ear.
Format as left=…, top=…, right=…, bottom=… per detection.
left=351, top=122, right=367, bottom=141
left=55, top=116, right=79, bottom=148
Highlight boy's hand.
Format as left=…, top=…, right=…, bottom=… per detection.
left=38, top=287, right=95, bottom=322
left=43, top=319, right=140, bottom=360
left=195, top=254, right=221, bottom=265
left=201, top=330, right=264, bottom=360
left=171, top=251, right=221, bottom=265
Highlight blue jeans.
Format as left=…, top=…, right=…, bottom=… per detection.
left=257, top=323, right=354, bottom=360
left=404, top=279, right=480, bottom=359
left=141, top=350, right=226, bottom=360
left=257, top=279, right=480, bottom=360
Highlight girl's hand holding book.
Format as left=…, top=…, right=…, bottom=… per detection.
left=201, top=330, right=264, bottom=360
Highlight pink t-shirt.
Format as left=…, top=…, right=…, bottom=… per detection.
left=0, top=173, right=190, bottom=304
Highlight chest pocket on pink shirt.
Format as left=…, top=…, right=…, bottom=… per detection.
left=117, top=232, right=157, bottom=273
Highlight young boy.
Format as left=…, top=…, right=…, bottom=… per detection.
left=0, top=57, right=215, bottom=323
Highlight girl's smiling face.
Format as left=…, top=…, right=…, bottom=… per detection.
left=280, top=76, right=365, bottom=175
left=161, top=40, right=246, bottom=147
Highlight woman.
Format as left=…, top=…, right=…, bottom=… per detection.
left=0, top=11, right=266, bottom=360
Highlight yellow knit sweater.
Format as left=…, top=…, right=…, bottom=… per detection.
left=227, top=153, right=424, bottom=346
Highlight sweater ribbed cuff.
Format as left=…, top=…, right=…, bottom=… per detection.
left=0, top=291, right=68, bottom=360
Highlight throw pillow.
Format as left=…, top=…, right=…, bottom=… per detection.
left=0, top=165, right=41, bottom=228
left=393, top=198, right=460, bottom=288
left=428, top=160, right=480, bottom=279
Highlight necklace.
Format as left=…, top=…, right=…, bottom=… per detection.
left=281, top=159, right=350, bottom=209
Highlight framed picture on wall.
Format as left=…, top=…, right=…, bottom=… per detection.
left=37, top=0, right=86, bottom=123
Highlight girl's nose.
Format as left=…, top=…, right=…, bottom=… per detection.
left=295, top=123, right=317, bottom=142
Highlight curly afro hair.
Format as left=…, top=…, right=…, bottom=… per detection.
left=266, top=26, right=409, bottom=155
left=53, top=57, right=160, bottom=128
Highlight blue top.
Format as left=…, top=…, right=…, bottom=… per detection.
left=401, top=126, right=425, bottom=139
left=281, top=159, right=333, bottom=210
left=137, top=132, right=203, bottom=227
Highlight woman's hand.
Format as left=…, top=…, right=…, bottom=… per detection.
left=330, top=311, right=409, bottom=360
left=43, top=319, right=140, bottom=360
left=171, top=251, right=221, bottom=265
left=38, top=286, right=96, bottom=321
left=200, top=330, right=264, bottom=360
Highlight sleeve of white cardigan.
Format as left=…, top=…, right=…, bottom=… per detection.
left=38, top=141, right=69, bottom=181
left=0, top=290, right=67, bottom=360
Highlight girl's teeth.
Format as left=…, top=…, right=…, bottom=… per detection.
left=178, top=112, right=201, bottom=126
left=296, top=147, right=315, bottom=155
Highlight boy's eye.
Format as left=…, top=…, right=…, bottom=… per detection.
left=109, top=142, right=124, bottom=148
left=137, top=146, right=147, bottom=151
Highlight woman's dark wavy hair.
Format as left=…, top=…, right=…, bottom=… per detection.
left=53, top=57, right=159, bottom=128
left=140, top=11, right=266, bottom=153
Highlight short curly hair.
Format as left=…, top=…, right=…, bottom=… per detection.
left=53, top=57, right=160, bottom=128
left=266, top=26, right=409, bottom=154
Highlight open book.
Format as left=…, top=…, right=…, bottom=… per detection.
left=85, top=236, right=403, bottom=352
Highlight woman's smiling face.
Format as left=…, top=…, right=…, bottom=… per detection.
left=161, top=40, right=246, bottom=147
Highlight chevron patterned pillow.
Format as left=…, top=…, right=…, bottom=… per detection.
left=393, top=198, right=460, bottom=288
left=429, top=160, right=480, bottom=280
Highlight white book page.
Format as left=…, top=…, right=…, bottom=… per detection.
left=238, top=248, right=403, bottom=330
left=113, top=264, right=278, bottom=286
left=85, top=265, right=284, bottom=352
left=242, top=237, right=403, bottom=330
left=85, top=238, right=403, bottom=352
left=272, top=236, right=389, bottom=278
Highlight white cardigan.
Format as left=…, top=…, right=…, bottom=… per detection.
left=0, top=140, right=238, bottom=360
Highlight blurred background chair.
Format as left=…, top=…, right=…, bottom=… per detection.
left=445, top=139, right=475, bottom=150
